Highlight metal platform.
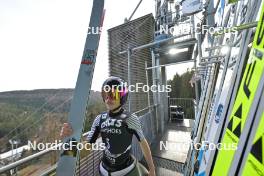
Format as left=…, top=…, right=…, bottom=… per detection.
left=147, top=119, right=194, bottom=175
left=156, top=167, right=183, bottom=176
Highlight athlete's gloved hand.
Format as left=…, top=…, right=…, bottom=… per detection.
left=60, top=123, right=73, bottom=138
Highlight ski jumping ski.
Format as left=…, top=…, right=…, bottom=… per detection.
left=56, top=0, right=105, bottom=175
left=211, top=2, right=264, bottom=175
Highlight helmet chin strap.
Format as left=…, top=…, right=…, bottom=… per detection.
left=110, top=104, right=122, bottom=113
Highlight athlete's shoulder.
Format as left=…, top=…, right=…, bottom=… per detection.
left=99, top=111, right=108, bottom=119
left=122, top=109, right=140, bottom=121
left=120, top=109, right=133, bottom=120
left=93, top=112, right=107, bottom=124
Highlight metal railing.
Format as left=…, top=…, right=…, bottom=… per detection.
left=0, top=134, right=102, bottom=176
left=131, top=105, right=157, bottom=160
left=0, top=105, right=158, bottom=176
left=169, top=98, right=196, bottom=119
left=155, top=8, right=195, bottom=39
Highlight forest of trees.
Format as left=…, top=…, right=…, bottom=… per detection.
left=0, top=71, right=197, bottom=153
left=167, top=70, right=196, bottom=99
left=167, top=70, right=197, bottom=119
left=0, top=89, right=105, bottom=153
left=0, top=74, right=197, bottom=173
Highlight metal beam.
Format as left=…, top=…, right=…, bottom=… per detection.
left=201, top=55, right=225, bottom=60
left=145, top=59, right=194, bottom=70
left=145, top=61, right=151, bottom=110
left=155, top=38, right=197, bottom=52
left=119, top=33, right=190, bottom=54
left=127, top=46, right=132, bottom=112
left=205, top=45, right=233, bottom=51
left=127, top=0, right=143, bottom=21
left=213, top=21, right=258, bottom=36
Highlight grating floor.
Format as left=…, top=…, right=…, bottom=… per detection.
left=153, top=156, right=184, bottom=173
left=156, top=167, right=183, bottom=176
left=143, top=119, right=194, bottom=175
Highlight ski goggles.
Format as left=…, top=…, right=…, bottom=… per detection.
left=102, top=89, right=120, bottom=101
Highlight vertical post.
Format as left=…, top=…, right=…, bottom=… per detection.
left=151, top=48, right=159, bottom=135
left=191, top=15, right=195, bottom=38
left=161, top=66, right=168, bottom=124
left=206, top=0, right=215, bottom=45
left=145, top=61, right=151, bottom=111
left=156, top=53, right=164, bottom=133
left=127, top=45, right=131, bottom=112
left=201, top=73, right=205, bottom=89
left=194, top=53, right=200, bottom=114
left=9, top=140, right=14, bottom=175
left=195, top=27, right=203, bottom=115
left=11, top=142, right=14, bottom=163
left=15, top=142, right=18, bottom=175
left=145, top=60, right=155, bottom=140
left=197, top=27, right=203, bottom=64
left=11, top=142, right=14, bottom=175
left=168, top=96, right=170, bottom=122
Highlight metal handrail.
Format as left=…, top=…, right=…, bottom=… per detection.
left=0, top=133, right=88, bottom=174
left=41, top=145, right=103, bottom=176
left=119, top=33, right=189, bottom=54
left=169, top=98, right=195, bottom=101
left=40, top=108, right=157, bottom=175
left=0, top=143, right=62, bottom=173
left=132, top=104, right=158, bottom=115
left=40, top=164, right=57, bottom=176
left=0, top=106, right=156, bottom=174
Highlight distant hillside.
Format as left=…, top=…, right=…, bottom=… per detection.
left=0, top=89, right=105, bottom=152
left=0, top=89, right=102, bottom=113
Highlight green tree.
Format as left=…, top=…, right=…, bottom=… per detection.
left=168, top=70, right=195, bottom=99
left=167, top=70, right=196, bottom=119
